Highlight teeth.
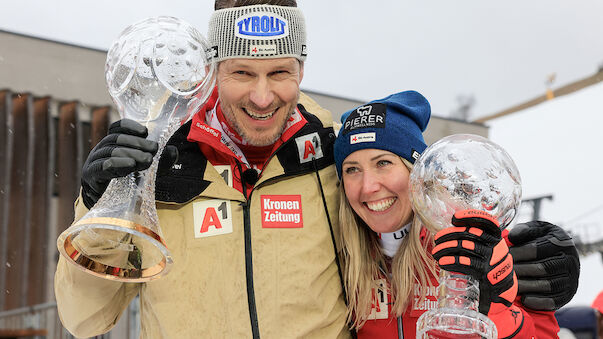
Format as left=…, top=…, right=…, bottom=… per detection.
left=245, top=108, right=275, bottom=120
left=366, top=198, right=396, bottom=212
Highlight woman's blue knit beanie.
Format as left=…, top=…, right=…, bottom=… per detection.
left=334, top=90, right=431, bottom=178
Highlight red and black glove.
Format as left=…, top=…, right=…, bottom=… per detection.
left=432, top=209, right=517, bottom=316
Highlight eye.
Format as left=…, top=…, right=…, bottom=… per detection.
left=234, top=70, right=248, bottom=75
left=343, top=166, right=359, bottom=174
left=377, top=159, right=392, bottom=167
left=270, top=70, right=290, bottom=79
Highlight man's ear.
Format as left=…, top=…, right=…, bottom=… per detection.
left=299, top=61, right=304, bottom=82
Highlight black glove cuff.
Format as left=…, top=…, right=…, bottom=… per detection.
left=81, top=180, right=103, bottom=210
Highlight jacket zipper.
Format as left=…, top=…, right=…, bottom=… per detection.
left=397, top=316, right=404, bottom=338
left=243, top=199, right=260, bottom=339
left=237, top=161, right=261, bottom=339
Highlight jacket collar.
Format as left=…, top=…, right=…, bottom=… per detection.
left=156, top=103, right=336, bottom=203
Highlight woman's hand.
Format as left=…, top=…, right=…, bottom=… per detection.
left=432, top=209, right=517, bottom=316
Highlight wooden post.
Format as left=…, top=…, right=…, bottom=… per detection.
left=55, top=102, right=80, bottom=236
left=4, top=93, right=34, bottom=310
left=26, top=97, right=51, bottom=307
left=90, top=106, right=111, bottom=149
left=0, top=90, right=13, bottom=311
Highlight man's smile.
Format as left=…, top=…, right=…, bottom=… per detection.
left=243, top=107, right=278, bottom=121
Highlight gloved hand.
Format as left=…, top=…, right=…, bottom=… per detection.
left=507, top=220, right=580, bottom=311
left=432, top=209, right=517, bottom=316
left=81, top=119, right=166, bottom=209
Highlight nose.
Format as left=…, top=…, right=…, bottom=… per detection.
left=360, top=171, right=381, bottom=195
left=249, top=77, right=274, bottom=109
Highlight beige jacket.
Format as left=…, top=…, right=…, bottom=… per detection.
left=55, top=94, right=350, bottom=339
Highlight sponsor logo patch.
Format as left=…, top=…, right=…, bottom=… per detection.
left=410, top=283, right=438, bottom=317
left=368, top=279, right=388, bottom=320
left=235, top=12, right=289, bottom=39
left=343, top=103, right=386, bottom=134
left=350, top=132, right=376, bottom=144
left=411, top=149, right=421, bottom=161
left=207, top=46, right=218, bottom=59
left=261, top=195, right=303, bottom=228
left=250, top=44, right=277, bottom=56
left=301, top=44, right=307, bottom=56
left=195, top=122, right=221, bottom=139
left=193, top=200, right=233, bottom=238
left=295, top=132, right=323, bottom=164
left=214, top=165, right=233, bottom=187
left=284, top=108, right=303, bottom=130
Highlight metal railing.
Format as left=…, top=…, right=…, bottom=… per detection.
left=0, top=299, right=139, bottom=339
left=0, top=302, right=73, bottom=339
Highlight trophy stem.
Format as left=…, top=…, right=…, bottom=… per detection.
left=416, top=272, right=497, bottom=339
left=56, top=119, right=181, bottom=282
left=137, top=119, right=179, bottom=224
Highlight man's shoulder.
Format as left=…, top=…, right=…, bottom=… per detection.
left=298, top=91, right=334, bottom=128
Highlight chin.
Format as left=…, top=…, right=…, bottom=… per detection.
left=376, top=222, right=405, bottom=234
left=369, top=225, right=395, bottom=234
left=245, top=132, right=280, bottom=146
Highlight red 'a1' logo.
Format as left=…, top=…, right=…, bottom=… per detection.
left=303, top=140, right=316, bottom=159
left=295, top=132, right=323, bottom=164
left=193, top=200, right=233, bottom=238
left=200, top=207, right=222, bottom=233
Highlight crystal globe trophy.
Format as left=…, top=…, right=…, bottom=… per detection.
left=410, top=134, right=522, bottom=338
left=57, top=16, right=216, bottom=282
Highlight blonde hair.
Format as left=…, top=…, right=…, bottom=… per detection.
left=339, top=158, right=440, bottom=329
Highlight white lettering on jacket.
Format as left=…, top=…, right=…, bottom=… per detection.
left=261, top=195, right=303, bottom=228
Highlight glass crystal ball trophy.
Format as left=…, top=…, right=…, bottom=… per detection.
left=57, top=16, right=216, bottom=282
left=410, top=134, right=522, bottom=338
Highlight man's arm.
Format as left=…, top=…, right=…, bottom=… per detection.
left=507, top=221, right=580, bottom=311
left=55, top=196, right=140, bottom=337
left=55, top=119, right=161, bottom=337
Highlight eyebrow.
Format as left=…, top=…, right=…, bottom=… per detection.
left=342, top=152, right=395, bottom=165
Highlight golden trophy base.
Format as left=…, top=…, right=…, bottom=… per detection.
left=58, top=217, right=173, bottom=283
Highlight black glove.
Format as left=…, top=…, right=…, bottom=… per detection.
left=432, top=210, right=517, bottom=316
left=508, top=220, right=580, bottom=311
left=81, top=119, right=159, bottom=209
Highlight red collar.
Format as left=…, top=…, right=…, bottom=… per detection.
left=186, top=87, right=307, bottom=189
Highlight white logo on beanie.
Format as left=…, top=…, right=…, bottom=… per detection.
left=357, top=105, right=372, bottom=116
left=350, top=132, right=376, bottom=144
left=250, top=44, right=277, bottom=56
left=343, top=103, right=386, bottom=133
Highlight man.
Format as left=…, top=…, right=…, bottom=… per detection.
left=55, top=1, right=579, bottom=338
left=56, top=1, right=348, bottom=338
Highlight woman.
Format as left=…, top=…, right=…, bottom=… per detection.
left=333, top=91, right=555, bottom=338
